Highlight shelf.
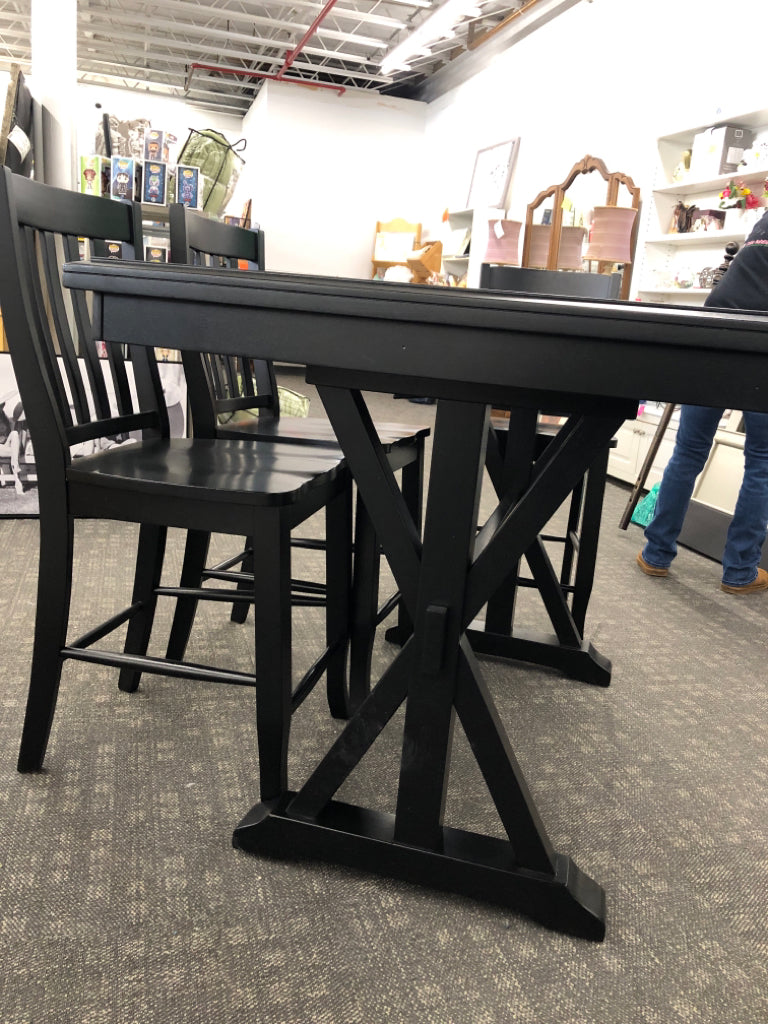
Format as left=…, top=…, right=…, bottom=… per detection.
left=637, top=288, right=711, bottom=296
left=658, top=108, right=768, bottom=147
left=635, top=107, right=768, bottom=314
left=654, top=167, right=768, bottom=197
left=441, top=207, right=504, bottom=288
left=644, top=230, right=746, bottom=247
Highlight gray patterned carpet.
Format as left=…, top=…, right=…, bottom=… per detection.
left=0, top=377, right=766, bottom=1023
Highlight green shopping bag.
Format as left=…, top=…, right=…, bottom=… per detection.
left=630, top=482, right=660, bottom=528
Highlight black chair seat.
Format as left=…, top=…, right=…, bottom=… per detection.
left=68, top=438, right=346, bottom=507
left=216, top=413, right=429, bottom=452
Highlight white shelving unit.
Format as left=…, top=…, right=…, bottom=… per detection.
left=634, top=109, right=768, bottom=307
left=441, top=207, right=504, bottom=288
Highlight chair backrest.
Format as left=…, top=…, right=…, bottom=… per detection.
left=479, top=263, right=622, bottom=299
left=167, top=203, right=275, bottom=437
left=0, top=167, right=167, bottom=497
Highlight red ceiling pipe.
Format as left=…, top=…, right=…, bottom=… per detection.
left=187, top=1, right=346, bottom=98
left=187, top=62, right=346, bottom=96
left=277, top=0, right=340, bottom=77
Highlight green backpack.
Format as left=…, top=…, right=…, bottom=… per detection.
left=173, top=129, right=246, bottom=216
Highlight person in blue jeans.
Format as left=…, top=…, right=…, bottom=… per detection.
left=638, top=210, right=768, bottom=594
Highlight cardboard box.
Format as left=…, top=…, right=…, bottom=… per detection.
left=691, top=125, right=755, bottom=178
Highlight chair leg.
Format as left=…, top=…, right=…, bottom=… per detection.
left=17, top=510, right=75, bottom=772
left=386, top=440, right=424, bottom=645
left=165, top=529, right=211, bottom=662
left=570, top=445, right=611, bottom=636
left=324, top=485, right=353, bottom=718
left=230, top=537, right=253, bottom=624
left=119, top=523, right=168, bottom=693
left=252, top=513, right=292, bottom=802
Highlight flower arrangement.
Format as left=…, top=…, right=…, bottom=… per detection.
left=718, top=179, right=765, bottom=210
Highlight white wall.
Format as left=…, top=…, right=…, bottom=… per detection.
left=237, top=81, right=427, bottom=278
left=423, top=0, right=768, bottom=236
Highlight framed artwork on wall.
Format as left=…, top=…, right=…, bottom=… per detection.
left=466, top=137, right=520, bottom=210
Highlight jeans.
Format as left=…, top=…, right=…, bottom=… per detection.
left=642, top=405, right=768, bottom=586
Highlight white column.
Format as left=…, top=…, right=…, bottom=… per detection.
left=31, top=0, right=77, bottom=187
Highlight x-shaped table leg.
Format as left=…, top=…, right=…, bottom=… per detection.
left=234, top=386, right=623, bottom=940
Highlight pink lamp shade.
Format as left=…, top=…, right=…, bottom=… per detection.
left=584, top=206, right=637, bottom=263
left=483, top=219, right=522, bottom=265
left=526, top=223, right=552, bottom=268
left=557, top=225, right=586, bottom=270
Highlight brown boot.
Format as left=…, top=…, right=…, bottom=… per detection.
left=721, top=567, right=768, bottom=594
left=636, top=552, right=669, bottom=577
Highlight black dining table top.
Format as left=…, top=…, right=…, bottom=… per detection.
left=65, top=260, right=768, bottom=412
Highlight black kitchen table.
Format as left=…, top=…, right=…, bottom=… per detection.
left=64, top=261, right=768, bottom=941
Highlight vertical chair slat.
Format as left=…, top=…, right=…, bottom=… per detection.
left=61, top=233, right=115, bottom=423
left=39, top=231, right=91, bottom=425
left=20, top=226, right=76, bottom=432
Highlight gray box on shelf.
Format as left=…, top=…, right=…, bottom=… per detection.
left=691, top=125, right=755, bottom=178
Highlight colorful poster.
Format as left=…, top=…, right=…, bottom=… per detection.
left=142, top=162, right=167, bottom=206
left=80, top=155, right=103, bottom=196
left=175, top=165, right=200, bottom=209
left=110, top=156, right=135, bottom=200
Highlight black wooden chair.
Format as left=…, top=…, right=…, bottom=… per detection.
left=0, top=167, right=352, bottom=799
left=478, top=263, right=619, bottom=638
left=165, top=203, right=430, bottom=709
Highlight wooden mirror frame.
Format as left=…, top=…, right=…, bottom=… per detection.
left=521, top=155, right=641, bottom=299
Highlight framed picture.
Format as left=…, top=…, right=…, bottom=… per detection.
left=0, top=354, right=187, bottom=517
left=466, top=137, right=520, bottom=209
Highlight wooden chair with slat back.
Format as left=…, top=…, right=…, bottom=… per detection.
left=166, top=203, right=430, bottom=710
left=478, top=262, right=619, bottom=636
left=371, top=217, right=422, bottom=279
left=0, top=167, right=352, bottom=793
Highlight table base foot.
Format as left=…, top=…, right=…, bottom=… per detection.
left=233, top=793, right=606, bottom=941
left=466, top=627, right=612, bottom=686
left=383, top=622, right=411, bottom=646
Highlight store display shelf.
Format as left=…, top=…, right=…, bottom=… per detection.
left=644, top=230, right=745, bottom=247
left=654, top=167, right=768, bottom=197
left=637, top=287, right=711, bottom=297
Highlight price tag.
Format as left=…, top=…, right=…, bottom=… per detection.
left=8, top=125, right=31, bottom=160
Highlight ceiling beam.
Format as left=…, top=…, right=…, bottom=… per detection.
left=78, top=27, right=379, bottom=69
left=83, top=8, right=389, bottom=52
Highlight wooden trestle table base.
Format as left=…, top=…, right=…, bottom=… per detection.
left=64, top=262, right=768, bottom=941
